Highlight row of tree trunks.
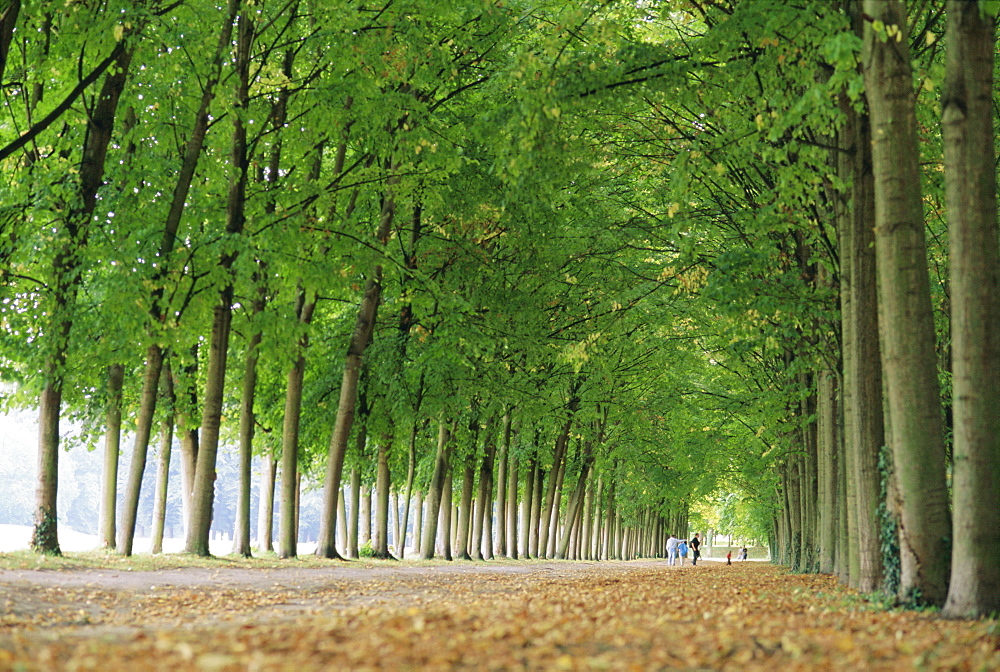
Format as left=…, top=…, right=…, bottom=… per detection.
left=781, top=0, right=999, bottom=617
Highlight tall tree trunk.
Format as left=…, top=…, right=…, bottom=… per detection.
left=817, top=370, right=839, bottom=574
left=413, top=490, right=423, bottom=556
left=455, top=453, right=476, bottom=560
left=257, top=451, right=276, bottom=552
left=315, top=274, right=382, bottom=558
left=835, top=1, right=885, bottom=591
left=361, top=486, right=372, bottom=545
left=398, top=422, right=419, bottom=559
left=528, top=461, right=543, bottom=558
left=233, top=290, right=264, bottom=557
left=151, top=363, right=175, bottom=554
left=441, top=474, right=454, bottom=561
left=862, top=0, right=952, bottom=605
left=337, top=487, right=348, bottom=555
left=518, top=454, right=534, bottom=559
left=120, top=346, right=163, bottom=556
left=538, top=410, right=576, bottom=558
left=185, top=2, right=251, bottom=556
left=941, top=0, right=1000, bottom=618
left=557, top=440, right=594, bottom=559
left=120, top=0, right=235, bottom=555
left=99, top=363, right=124, bottom=549
left=506, top=451, right=519, bottom=559
left=348, top=465, right=361, bottom=558
left=420, top=420, right=453, bottom=559
left=33, top=40, right=132, bottom=556
left=173, top=349, right=200, bottom=536
left=494, top=412, right=511, bottom=557
left=373, top=437, right=395, bottom=559
left=472, top=423, right=497, bottom=560
left=277, top=292, right=318, bottom=558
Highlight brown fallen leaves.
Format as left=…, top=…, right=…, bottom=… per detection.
left=0, top=560, right=997, bottom=670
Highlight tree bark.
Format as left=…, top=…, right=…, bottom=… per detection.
left=32, top=37, right=132, bottom=556
left=151, top=363, right=175, bottom=554
left=373, top=438, right=395, bottom=559
left=862, top=0, right=952, bottom=605
left=420, top=420, right=453, bottom=559
left=257, top=452, right=276, bottom=553
left=185, top=2, right=252, bottom=556
left=233, top=290, right=264, bottom=558
left=506, top=450, right=519, bottom=559
left=941, top=0, right=1000, bottom=619
left=472, top=422, right=497, bottom=560
left=315, top=273, right=382, bottom=558
left=454, top=452, right=476, bottom=560
left=120, top=0, right=235, bottom=555
left=99, top=363, right=125, bottom=550
left=348, top=465, right=361, bottom=558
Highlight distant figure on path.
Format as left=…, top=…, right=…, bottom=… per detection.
left=679, top=539, right=688, bottom=565
left=666, top=534, right=680, bottom=566
left=738, top=547, right=748, bottom=561
left=690, top=533, right=701, bottom=566
left=726, top=551, right=732, bottom=565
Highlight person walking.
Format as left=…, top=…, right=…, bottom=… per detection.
left=679, top=539, right=689, bottom=565
left=690, top=533, right=702, bottom=566
left=666, top=534, right=680, bottom=566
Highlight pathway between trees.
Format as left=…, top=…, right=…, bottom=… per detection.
left=0, top=559, right=996, bottom=670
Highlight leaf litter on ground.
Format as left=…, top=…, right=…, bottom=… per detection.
left=0, top=557, right=996, bottom=670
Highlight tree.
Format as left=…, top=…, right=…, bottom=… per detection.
left=941, top=0, right=1000, bottom=618
left=861, top=0, right=951, bottom=605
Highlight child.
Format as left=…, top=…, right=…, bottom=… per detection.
left=726, top=551, right=732, bottom=565
left=679, top=540, right=689, bottom=565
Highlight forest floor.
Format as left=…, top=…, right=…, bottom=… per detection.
left=0, top=553, right=996, bottom=671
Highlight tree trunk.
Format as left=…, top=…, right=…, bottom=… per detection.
left=121, top=0, right=234, bottom=554
left=337, top=487, right=348, bottom=555
left=398, top=422, right=419, bottom=559
left=941, top=0, right=1000, bottom=618
left=151, top=364, right=175, bottom=554
left=174, top=351, right=200, bottom=536
left=119, top=345, right=163, bottom=556
left=538, top=412, right=575, bottom=558
left=99, top=363, right=124, bottom=550
left=348, top=465, right=361, bottom=558
left=817, top=370, right=838, bottom=574
left=494, top=413, right=510, bottom=557
left=185, top=3, right=252, bottom=557
left=233, top=292, right=264, bottom=558
left=256, top=452, right=276, bottom=553
left=413, top=490, right=423, bottom=556
left=361, top=486, right=372, bottom=545
left=472, top=423, right=497, bottom=560
left=862, top=0, right=952, bottom=605
left=455, top=454, right=476, bottom=560
left=420, top=419, right=453, bottom=559
left=557, top=440, right=593, bottom=559
left=373, top=438, right=395, bottom=559
left=528, top=461, right=543, bottom=558
left=506, top=451, right=519, bottom=559
left=33, top=35, right=133, bottom=557
left=315, top=274, right=382, bottom=558
left=836, top=1, right=885, bottom=591
left=440, top=473, right=454, bottom=561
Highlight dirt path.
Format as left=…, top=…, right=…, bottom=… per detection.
left=0, top=559, right=996, bottom=670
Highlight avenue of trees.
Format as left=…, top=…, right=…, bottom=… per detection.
left=0, top=0, right=996, bottom=618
